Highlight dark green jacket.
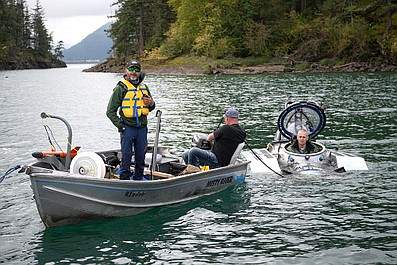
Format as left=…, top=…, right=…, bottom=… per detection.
left=106, top=79, right=155, bottom=130
left=286, top=140, right=321, bottom=154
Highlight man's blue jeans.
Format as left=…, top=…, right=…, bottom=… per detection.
left=120, top=125, right=148, bottom=180
left=182, top=147, right=219, bottom=168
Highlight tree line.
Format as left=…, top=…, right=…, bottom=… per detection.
left=0, top=0, right=64, bottom=70
left=2, top=0, right=395, bottom=69
left=108, top=0, right=397, bottom=65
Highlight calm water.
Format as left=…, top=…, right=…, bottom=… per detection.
left=0, top=65, right=396, bottom=264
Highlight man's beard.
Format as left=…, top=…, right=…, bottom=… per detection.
left=129, top=75, right=138, bottom=81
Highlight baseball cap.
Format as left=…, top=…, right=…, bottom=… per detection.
left=125, top=60, right=141, bottom=69
left=224, top=107, right=239, bottom=118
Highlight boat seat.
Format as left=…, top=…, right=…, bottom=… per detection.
left=229, top=142, right=245, bottom=165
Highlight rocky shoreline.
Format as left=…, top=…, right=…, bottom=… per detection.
left=84, top=60, right=397, bottom=75
left=212, top=62, right=397, bottom=75
left=2, top=59, right=395, bottom=74
left=0, top=60, right=66, bottom=71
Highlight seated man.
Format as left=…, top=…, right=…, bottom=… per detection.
left=182, top=107, right=246, bottom=168
left=286, top=129, right=320, bottom=154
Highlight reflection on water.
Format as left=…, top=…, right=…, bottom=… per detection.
left=35, top=185, right=249, bottom=264
left=0, top=66, right=396, bottom=264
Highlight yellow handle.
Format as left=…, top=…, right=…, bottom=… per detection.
left=201, top=166, right=210, bottom=171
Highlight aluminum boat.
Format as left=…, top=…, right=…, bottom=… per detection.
left=23, top=111, right=249, bottom=227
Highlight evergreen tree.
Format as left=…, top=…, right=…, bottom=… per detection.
left=108, top=0, right=175, bottom=59
left=54, top=40, right=65, bottom=60
left=0, top=0, right=64, bottom=69
left=31, top=0, right=52, bottom=57
left=0, top=0, right=19, bottom=60
left=14, top=0, right=25, bottom=51
left=23, top=4, right=32, bottom=48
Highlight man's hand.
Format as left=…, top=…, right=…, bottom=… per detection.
left=143, top=95, right=154, bottom=106
left=207, top=132, right=215, bottom=142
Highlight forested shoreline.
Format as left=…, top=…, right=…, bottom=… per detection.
left=0, top=0, right=65, bottom=70
left=2, top=0, right=396, bottom=72
left=102, top=0, right=397, bottom=73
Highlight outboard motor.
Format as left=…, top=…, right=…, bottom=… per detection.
left=191, top=133, right=212, bottom=150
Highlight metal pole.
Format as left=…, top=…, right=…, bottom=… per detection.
left=40, top=112, right=73, bottom=169
left=150, top=110, right=162, bottom=178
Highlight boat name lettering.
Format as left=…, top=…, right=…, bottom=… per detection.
left=206, top=176, right=233, bottom=187
left=124, top=191, right=145, bottom=197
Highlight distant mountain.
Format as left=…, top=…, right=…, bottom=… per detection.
left=63, top=22, right=113, bottom=63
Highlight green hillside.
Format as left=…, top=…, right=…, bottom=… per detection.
left=106, top=0, right=397, bottom=69
left=2, top=0, right=396, bottom=71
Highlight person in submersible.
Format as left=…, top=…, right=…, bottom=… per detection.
left=286, top=129, right=321, bottom=154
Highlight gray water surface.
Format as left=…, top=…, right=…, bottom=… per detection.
left=0, top=65, right=396, bottom=264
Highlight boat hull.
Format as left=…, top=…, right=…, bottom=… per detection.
left=28, top=162, right=248, bottom=227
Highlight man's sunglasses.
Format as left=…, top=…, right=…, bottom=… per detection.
left=127, top=67, right=140, bottom=72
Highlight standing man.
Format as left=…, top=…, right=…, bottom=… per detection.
left=182, top=107, right=246, bottom=168
left=106, top=60, right=155, bottom=180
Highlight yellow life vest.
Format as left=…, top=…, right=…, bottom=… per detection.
left=120, top=79, right=150, bottom=118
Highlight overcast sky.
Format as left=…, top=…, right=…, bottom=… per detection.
left=26, top=0, right=115, bottom=48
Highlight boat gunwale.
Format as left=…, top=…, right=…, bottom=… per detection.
left=28, top=161, right=250, bottom=190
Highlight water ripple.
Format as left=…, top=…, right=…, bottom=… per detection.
left=1, top=68, right=397, bottom=264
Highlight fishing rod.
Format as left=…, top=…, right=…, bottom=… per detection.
left=216, top=115, right=224, bottom=129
